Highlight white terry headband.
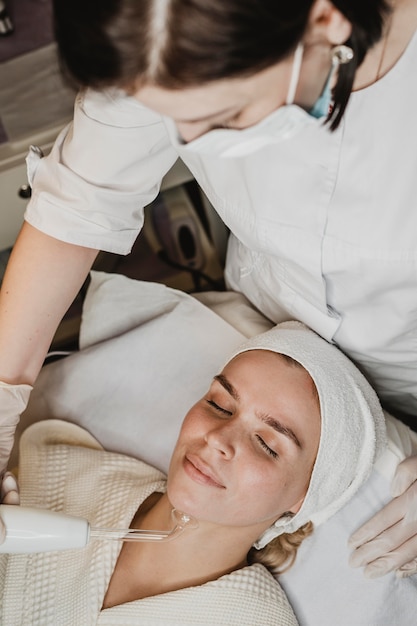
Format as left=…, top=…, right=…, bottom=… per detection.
left=231, top=321, right=387, bottom=549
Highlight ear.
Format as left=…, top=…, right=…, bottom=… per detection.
left=307, top=0, right=352, bottom=45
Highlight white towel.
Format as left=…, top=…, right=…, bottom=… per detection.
left=232, top=321, right=387, bottom=548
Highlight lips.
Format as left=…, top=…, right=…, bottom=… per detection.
left=184, top=454, right=226, bottom=489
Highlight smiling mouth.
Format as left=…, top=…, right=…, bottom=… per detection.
left=184, top=455, right=226, bottom=489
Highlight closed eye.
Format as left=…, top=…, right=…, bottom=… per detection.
left=256, top=435, right=278, bottom=459
left=206, top=399, right=232, bottom=416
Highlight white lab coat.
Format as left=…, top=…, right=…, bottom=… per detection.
left=25, top=30, right=417, bottom=416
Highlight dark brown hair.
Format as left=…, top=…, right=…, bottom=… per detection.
left=53, top=0, right=389, bottom=129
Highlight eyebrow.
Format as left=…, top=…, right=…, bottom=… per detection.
left=260, top=414, right=302, bottom=449
left=214, top=374, right=240, bottom=400
left=213, top=374, right=302, bottom=449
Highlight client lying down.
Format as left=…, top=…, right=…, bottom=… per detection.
left=0, top=322, right=386, bottom=625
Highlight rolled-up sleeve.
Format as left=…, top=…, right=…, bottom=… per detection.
left=24, top=89, right=178, bottom=254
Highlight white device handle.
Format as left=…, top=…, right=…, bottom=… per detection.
left=0, top=506, right=198, bottom=553
left=0, top=505, right=90, bottom=553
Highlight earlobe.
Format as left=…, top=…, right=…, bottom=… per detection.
left=308, top=0, right=352, bottom=45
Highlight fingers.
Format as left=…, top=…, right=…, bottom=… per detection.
left=2, top=490, right=20, bottom=505
left=397, top=557, right=417, bottom=579
left=0, top=471, right=20, bottom=505
left=0, top=472, right=19, bottom=544
left=362, top=533, right=417, bottom=579
left=349, top=518, right=417, bottom=569
left=349, top=497, right=408, bottom=550
left=349, top=459, right=417, bottom=579
left=350, top=524, right=417, bottom=577
left=391, top=456, right=417, bottom=497
left=349, top=480, right=417, bottom=549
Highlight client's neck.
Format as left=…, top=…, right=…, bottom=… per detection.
left=138, top=493, right=254, bottom=578
left=103, top=492, right=261, bottom=608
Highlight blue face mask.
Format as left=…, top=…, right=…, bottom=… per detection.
left=287, top=42, right=333, bottom=120
left=308, top=70, right=333, bottom=119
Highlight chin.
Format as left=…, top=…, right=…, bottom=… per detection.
left=167, top=483, right=195, bottom=516
left=166, top=486, right=215, bottom=524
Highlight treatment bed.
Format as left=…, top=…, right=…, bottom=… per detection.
left=13, top=271, right=417, bottom=626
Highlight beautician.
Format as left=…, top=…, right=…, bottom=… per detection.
left=0, top=0, right=416, bottom=578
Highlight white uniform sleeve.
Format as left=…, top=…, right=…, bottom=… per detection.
left=24, top=89, right=178, bottom=254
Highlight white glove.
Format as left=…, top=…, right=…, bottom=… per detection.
left=349, top=455, right=417, bottom=578
left=0, top=381, right=32, bottom=541
left=1, top=471, right=19, bottom=505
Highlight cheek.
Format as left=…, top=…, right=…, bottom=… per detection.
left=234, top=462, right=284, bottom=514
left=167, top=407, right=207, bottom=499
left=245, top=461, right=310, bottom=521
left=239, top=99, right=280, bottom=127
left=176, top=404, right=206, bottom=440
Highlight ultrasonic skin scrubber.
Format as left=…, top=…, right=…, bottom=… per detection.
left=0, top=506, right=197, bottom=553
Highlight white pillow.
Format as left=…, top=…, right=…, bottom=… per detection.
left=17, top=272, right=246, bottom=472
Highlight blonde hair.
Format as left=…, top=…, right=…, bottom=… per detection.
left=248, top=521, right=314, bottom=574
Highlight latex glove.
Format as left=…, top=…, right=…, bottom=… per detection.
left=0, top=471, right=20, bottom=542
left=349, top=455, right=417, bottom=579
left=1, top=471, right=19, bottom=505
left=0, top=381, right=32, bottom=542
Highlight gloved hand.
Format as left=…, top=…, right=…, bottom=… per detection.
left=0, top=381, right=32, bottom=541
left=349, top=455, right=417, bottom=579
left=1, top=471, right=19, bottom=504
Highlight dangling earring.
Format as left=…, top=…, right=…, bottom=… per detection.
left=307, top=44, right=354, bottom=119
left=331, top=44, right=354, bottom=67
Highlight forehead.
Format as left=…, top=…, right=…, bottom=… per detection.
left=135, top=81, right=249, bottom=122
left=225, top=349, right=309, bottom=382
left=134, top=60, right=287, bottom=119
left=221, top=349, right=321, bottom=453
left=223, top=350, right=319, bottom=412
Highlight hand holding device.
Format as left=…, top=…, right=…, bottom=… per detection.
left=0, top=381, right=32, bottom=541
left=0, top=506, right=198, bottom=553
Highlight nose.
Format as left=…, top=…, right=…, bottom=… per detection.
left=205, top=421, right=237, bottom=459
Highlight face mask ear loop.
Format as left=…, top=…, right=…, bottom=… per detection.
left=286, top=42, right=304, bottom=105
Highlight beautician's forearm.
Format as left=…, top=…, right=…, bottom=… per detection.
left=0, top=222, right=99, bottom=385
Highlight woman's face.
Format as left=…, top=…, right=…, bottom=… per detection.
left=135, top=45, right=331, bottom=142
left=167, top=350, right=321, bottom=534
left=136, top=58, right=297, bottom=142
